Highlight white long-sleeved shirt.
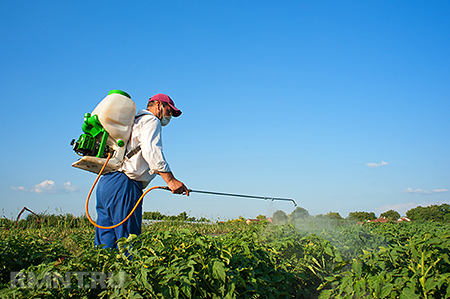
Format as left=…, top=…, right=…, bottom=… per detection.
left=120, top=109, right=171, bottom=187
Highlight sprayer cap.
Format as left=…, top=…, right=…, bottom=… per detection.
left=108, top=90, right=131, bottom=99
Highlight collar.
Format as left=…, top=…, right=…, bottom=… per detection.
left=136, top=109, right=157, bottom=118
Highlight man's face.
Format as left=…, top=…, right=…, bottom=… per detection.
left=162, top=103, right=172, bottom=117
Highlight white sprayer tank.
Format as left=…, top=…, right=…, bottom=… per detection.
left=72, top=90, right=137, bottom=174
left=92, top=91, right=136, bottom=148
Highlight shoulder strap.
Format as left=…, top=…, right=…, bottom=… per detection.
left=124, top=114, right=146, bottom=159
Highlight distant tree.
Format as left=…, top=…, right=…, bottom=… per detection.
left=289, top=207, right=310, bottom=221
left=229, top=216, right=246, bottom=223
left=406, top=204, right=450, bottom=222
left=272, top=210, right=288, bottom=224
left=441, top=203, right=450, bottom=215
left=347, top=211, right=376, bottom=222
left=324, top=212, right=343, bottom=220
left=256, top=214, right=266, bottom=220
left=380, top=210, right=400, bottom=222
left=143, top=211, right=164, bottom=220
left=198, top=217, right=210, bottom=223
left=406, top=206, right=424, bottom=221
left=176, top=211, right=188, bottom=221
left=142, top=211, right=209, bottom=222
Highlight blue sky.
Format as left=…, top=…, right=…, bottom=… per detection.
left=1, top=1, right=449, bottom=220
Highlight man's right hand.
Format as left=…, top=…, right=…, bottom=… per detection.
left=159, top=171, right=190, bottom=196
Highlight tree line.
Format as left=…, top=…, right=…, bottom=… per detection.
left=272, top=203, right=450, bottom=223
left=142, top=211, right=210, bottom=222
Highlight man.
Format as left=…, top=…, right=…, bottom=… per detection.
left=95, top=93, right=189, bottom=249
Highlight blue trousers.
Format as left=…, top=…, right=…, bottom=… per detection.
left=94, top=172, right=143, bottom=249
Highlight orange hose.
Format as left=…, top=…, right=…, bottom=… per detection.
left=85, top=152, right=168, bottom=229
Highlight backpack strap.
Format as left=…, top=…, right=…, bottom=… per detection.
left=124, top=113, right=146, bottom=159
left=126, top=145, right=141, bottom=159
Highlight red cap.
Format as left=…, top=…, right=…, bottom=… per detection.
left=148, top=93, right=182, bottom=117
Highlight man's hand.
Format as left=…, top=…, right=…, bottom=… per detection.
left=167, top=179, right=190, bottom=195
left=159, top=171, right=190, bottom=196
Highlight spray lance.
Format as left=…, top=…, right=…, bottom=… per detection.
left=84, top=153, right=297, bottom=229
left=183, top=189, right=297, bottom=207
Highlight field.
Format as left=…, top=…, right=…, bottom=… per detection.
left=1, top=214, right=450, bottom=298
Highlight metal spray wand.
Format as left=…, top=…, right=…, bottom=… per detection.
left=161, top=186, right=297, bottom=207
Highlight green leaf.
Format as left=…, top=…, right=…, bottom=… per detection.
left=307, top=265, right=317, bottom=275
left=352, top=261, right=362, bottom=277
left=380, top=283, right=394, bottom=298
left=318, top=289, right=332, bottom=299
left=372, top=279, right=381, bottom=297
left=401, top=287, right=418, bottom=299
left=224, top=282, right=236, bottom=299
left=424, top=278, right=438, bottom=293
left=212, top=261, right=226, bottom=283
left=446, top=284, right=450, bottom=299
left=312, top=257, right=322, bottom=268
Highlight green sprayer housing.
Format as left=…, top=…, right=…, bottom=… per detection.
left=71, top=113, right=110, bottom=158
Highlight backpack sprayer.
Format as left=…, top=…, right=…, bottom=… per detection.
left=71, top=90, right=297, bottom=229
left=70, top=90, right=137, bottom=174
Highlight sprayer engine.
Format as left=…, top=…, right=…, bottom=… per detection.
left=71, top=113, right=113, bottom=158
left=71, top=134, right=95, bottom=156
left=71, top=90, right=136, bottom=174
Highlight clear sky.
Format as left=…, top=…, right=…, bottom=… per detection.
left=1, top=1, right=449, bottom=221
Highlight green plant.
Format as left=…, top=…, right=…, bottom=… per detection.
left=319, top=224, right=450, bottom=298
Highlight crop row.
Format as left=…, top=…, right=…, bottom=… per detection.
left=1, top=217, right=450, bottom=298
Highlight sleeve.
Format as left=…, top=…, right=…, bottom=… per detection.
left=139, top=117, right=171, bottom=174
